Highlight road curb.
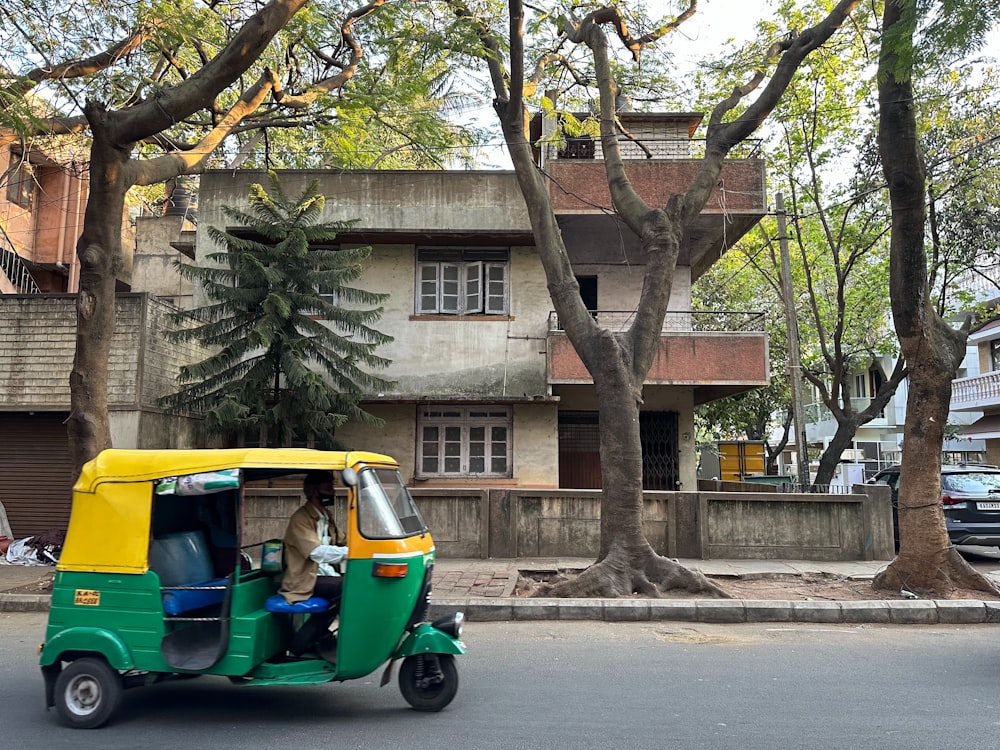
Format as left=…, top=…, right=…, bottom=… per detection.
left=429, top=597, right=1000, bottom=625
left=0, top=594, right=50, bottom=613
left=4, top=593, right=1000, bottom=624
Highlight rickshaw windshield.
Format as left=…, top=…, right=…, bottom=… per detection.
left=357, top=467, right=426, bottom=539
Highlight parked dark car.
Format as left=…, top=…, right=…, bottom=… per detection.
left=868, top=464, right=1000, bottom=546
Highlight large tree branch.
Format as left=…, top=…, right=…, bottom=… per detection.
left=4, top=19, right=159, bottom=97
left=449, top=0, right=510, bottom=111
left=0, top=115, right=91, bottom=148
left=270, top=1, right=386, bottom=109
left=133, top=69, right=280, bottom=186
left=684, top=0, right=858, bottom=266
left=111, top=0, right=311, bottom=144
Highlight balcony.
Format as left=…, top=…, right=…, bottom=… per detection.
left=545, top=141, right=766, bottom=281
left=804, top=398, right=901, bottom=440
left=0, top=247, right=41, bottom=294
left=546, top=310, right=768, bottom=404
left=952, top=371, right=1000, bottom=412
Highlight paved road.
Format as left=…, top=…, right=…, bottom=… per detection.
left=3, top=613, right=999, bottom=749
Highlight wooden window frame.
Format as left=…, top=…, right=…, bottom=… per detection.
left=415, top=248, right=510, bottom=316
left=6, top=157, right=33, bottom=209
left=417, top=405, right=512, bottom=478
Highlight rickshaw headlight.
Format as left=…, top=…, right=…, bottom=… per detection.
left=431, top=611, right=464, bottom=639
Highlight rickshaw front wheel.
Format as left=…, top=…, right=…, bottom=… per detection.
left=54, top=657, right=123, bottom=729
left=399, top=654, right=458, bottom=712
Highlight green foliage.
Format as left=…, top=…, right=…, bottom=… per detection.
left=693, top=237, right=791, bottom=443
left=919, top=63, right=1000, bottom=313
left=1, top=0, right=486, bottom=187
left=161, top=173, right=394, bottom=448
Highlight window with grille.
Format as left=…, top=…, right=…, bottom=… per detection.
left=417, top=406, right=512, bottom=478
left=415, top=248, right=509, bottom=315
left=558, top=136, right=596, bottom=159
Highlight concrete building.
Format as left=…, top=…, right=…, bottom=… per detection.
left=0, top=143, right=204, bottom=536
left=1, top=143, right=87, bottom=294
left=195, top=112, right=770, bottom=492
left=0, top=112, right=770, bottom=533
left=952, top=311, right=1000, bottom=465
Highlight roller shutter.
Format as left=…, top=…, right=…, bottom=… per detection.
left=0, top=413, right=73, bottom=537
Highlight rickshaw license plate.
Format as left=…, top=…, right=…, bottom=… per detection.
left=74, top=589, right=101, bottom=606
left=977, top=502, right=1000, bottom=510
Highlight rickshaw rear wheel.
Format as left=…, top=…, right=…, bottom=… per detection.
left=399, top=654, right=458, bottom=712
left=54, top=657, right=123, bottom=729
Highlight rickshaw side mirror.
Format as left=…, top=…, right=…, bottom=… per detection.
left=341, top=467, right=359, bottom=487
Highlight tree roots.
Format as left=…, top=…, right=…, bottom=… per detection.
left=532, top=551, right=731, bottom=599
left=873, top=546, right=1000, bottom=597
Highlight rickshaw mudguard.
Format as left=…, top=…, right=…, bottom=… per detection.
left=39, top=627, right=134, bottom=670
left=391, top=623, right=466, bottom=660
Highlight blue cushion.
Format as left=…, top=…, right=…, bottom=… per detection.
left=162, top=578, right=228, bottom=615
left=264, top=594, right=330, bottom=613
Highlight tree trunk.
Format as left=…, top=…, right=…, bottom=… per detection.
left=811, top=418, right=860, bottom=487
left=872, top=1, right=997, bottom=596
left=67, top=102, right=133, bottom=477
left=480, top=0, right=860, bottom=598
left=542, top=338, right=728, bottom=597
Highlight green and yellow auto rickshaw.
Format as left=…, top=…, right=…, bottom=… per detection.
left=39, top=448, right=465, bottom=728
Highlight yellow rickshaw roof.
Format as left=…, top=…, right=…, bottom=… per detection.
left=75, top=448, right=397, bottom=493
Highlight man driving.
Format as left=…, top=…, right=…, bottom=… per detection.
left=278, top=469, right=347, bottom=605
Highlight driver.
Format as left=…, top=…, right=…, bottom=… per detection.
left=278, top=470, right=347, bottom=605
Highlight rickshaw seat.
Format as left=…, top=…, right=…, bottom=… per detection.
left=162, top=578, right=229, bottom=616
left=264, top=594, right=330, bottom=614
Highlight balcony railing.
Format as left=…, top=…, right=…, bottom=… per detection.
left=548, top=310, right=765, bottom=335
left=804, top=397, right=896, bottom=427
left=0, top=248, right=41, bottom=294
left=952, top=370, right=1000, bottom=409
left=545, top=137, right=763, bottom=162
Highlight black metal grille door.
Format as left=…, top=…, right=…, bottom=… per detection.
left=640, top=411, right=679, bottom=490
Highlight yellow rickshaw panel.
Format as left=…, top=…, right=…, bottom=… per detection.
left=58, top=481, right=153, bottom=574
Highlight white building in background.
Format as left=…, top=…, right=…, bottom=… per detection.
left=798, top=268, right=1000, bottom=484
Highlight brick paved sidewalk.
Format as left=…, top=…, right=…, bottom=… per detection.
left=432, top=569, right=516, bottom=598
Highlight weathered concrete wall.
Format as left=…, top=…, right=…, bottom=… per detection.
left=131, top=215, right=196, bottom=309
left=568, top=263, right=691, bottom=313
left=197, top=170, right=533, bottom=240
left=547, top=160, right=766, bottom=214
left=332, top=401, right=560, bottom=488
left=548, top=331, right=769, bottom=386
left=344, top=244, right=551, bottom=398
left=243, top=484, right=893, bottom=562
left=0, top=294, right=208, bottom=450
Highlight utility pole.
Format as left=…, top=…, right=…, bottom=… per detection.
left=776, top=193, right=811, bottom=488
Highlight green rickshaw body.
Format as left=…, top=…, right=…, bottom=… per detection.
left=40, top=448, right=464, bottom=727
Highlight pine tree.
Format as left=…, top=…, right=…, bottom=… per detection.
left=162, top=172, right=393, bottom=448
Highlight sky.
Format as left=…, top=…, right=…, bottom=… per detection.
left=653, top=0, right=776, bottom=66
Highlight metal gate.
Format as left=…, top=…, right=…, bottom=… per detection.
left=557, top=410, right=679, bottom=490
left=640, top=411, right=679, bottom=490
left=0, top=412, right=74, bottom=537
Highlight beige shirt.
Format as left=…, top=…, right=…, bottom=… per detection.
left=278, top=502, right=333, bottom=604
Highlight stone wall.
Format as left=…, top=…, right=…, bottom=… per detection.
left=243, top=483, right=894, bottom=562
left=0, top=293, right=206, bottom=411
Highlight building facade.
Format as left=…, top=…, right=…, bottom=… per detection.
left=195, top=113, right=769, bottom=492
left=0, top=112, right=770, bottom=532
left=0, top=143, right=203, bottom=536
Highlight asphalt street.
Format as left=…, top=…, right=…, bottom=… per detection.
left=3, top=613, right=998, bottom=749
